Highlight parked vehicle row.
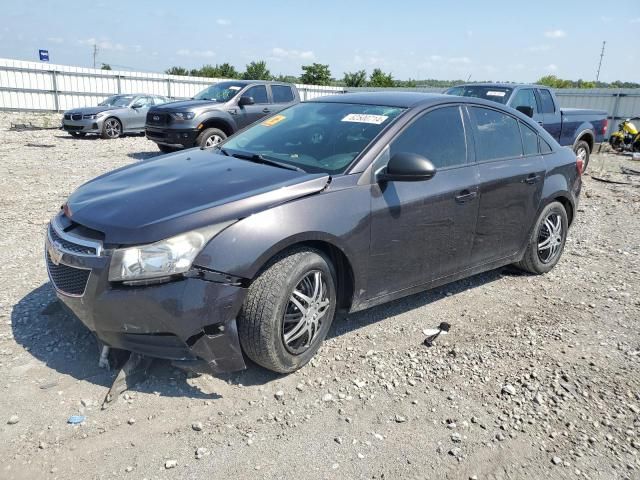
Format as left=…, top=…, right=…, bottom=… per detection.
left=47, top=92, right=582, bottom=374
left=445, top=83, right=608, bottom=170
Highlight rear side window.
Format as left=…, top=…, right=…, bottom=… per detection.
left=468, top=107, right=523, bottom=161
left=272, top=85, right=294, bottom=103
left=390, top=106, right=467, bottom=169
left=520, top=122, right=539, bottom=156
left=538, top=89, right=555, bottom=114
left=540, top=137, right=553, bottom=154
left=245, top=85, right=268, bottom=104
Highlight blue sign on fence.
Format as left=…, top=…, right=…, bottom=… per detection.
left=39, top=49, right=49, bottom=62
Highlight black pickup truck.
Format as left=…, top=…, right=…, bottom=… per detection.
left=146, top=80, right=300, bottom=152
left=446, top=83, right=608, bottom=169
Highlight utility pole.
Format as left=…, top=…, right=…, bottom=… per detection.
left=92, top=43, right=98, bottom=69
left=596, top=41, right=606, bottom=83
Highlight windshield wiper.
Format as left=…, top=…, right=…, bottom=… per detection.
left=228, top=151, right=306, bottom=173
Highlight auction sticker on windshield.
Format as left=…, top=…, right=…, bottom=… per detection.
left=341, top=113, right=388, bottom=125
left=486, top=91, right=506, bottom=97
left=228, top=86, right=242, bottom=90
left=261, top=114, right=286, bottom=127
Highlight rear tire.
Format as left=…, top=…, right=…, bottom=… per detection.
left=516, top=201, right=568, bottom=275
left=101, top=117, right=122, bottom=139
left=196, top=128, right=227, bottom=148
left=158, top=144, right=178, bottom=153
left=574, top=140, right=590, bottom=172
left=238, top=248, right=337, bottom=373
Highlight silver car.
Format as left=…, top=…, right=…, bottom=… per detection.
left=62, top=94, right=168, bottom=139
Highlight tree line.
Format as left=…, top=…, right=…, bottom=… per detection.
left=165, top=62, right=639, bottom=89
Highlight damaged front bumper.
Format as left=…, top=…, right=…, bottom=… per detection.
left=44, top=220, right=248, bottom=374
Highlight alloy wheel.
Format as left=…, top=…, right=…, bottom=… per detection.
left=282, top=270, right=331, bottom=354
left=104, top=119, right=121, bottom=138
left=576, top=146, right=587, bottom=162
left=537, top=212, right=563, bottom=263
left=204, top=134, right=223, bottom=148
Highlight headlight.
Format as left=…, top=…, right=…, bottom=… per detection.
left=108, top=222, right=233, bottom=282
left=83, top=112, right=107, bottom=120
left=170, top=112, right=196, bottom=121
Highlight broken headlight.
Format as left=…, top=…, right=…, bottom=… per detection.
left=108, top=222, right=233, bottom=282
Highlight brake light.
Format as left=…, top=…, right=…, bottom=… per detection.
left=576, top=156, right=584, bottom=176
left=602, top=119, right=608, bottom=135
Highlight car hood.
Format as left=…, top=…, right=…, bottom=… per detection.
left=65, top=149, right=330, bottom=245
left=67, top=105, right=121, bottom=115
left=150, top=99, right=226, bottom=112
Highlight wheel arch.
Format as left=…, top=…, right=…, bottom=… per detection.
left=573, top=129, right=594, bottom=152
left=199, top=115, right=235, bottom=137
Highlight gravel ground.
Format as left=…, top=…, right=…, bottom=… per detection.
left=0, top=112, right=639, bottom=480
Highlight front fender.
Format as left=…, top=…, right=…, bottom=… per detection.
left=198, top=109, right=238, bottom=132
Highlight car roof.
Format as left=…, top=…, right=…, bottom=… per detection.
left=310, top=92, right=451, bottom=108
left=451, top=83, right=544, bottom=90
left=215, top=80, right=293, bottom=86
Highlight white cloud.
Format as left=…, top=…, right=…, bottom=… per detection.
left=177, top=49, right=215, bottom=58
left=78, top=38, right=125, bottom=51
left=544, top=29, right=567, bottom=38
left=630, top=17, right=640, bottom=24
left=527, top=44, right=550, bottom=53
left=545, top=64, right=558, bottom=72
left=47, top=36, right=64, bottom=44
left=448, top=56, right=471, bottom=64
left=270, top=47, right=315, bottom=60
left=216, top=19, right=231, bottom=26
left=430, top=55, right=443, bottom=62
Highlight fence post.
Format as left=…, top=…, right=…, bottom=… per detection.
left=116, top=74, right=122, bottom=94
left=167, top=78, right=172, bottom=99
left=51, top=69, right=59, bottom=112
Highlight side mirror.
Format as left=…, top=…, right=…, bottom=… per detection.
left=238, top=96, right=255, bottom=107
left=377, top=152, right=436, bottom=182
left=516, top=106, right=534, bottom=118
left=131, top=103, right=143, bottom=109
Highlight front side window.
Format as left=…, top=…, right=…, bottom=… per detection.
left=520, top=121, right=539, bottom=156
left=245, top=85, right=269, bottom=104
left=511, top=89, right=538, bottom=114
left=153, top=96, right=167, bottom=105
left=272, top=85, right=295, bottom=103
left=99, top=95, right=135, bottom=107
left=222, top=102, right=405, bottom=174
left=469, top=107, right=523, bottom=161
left=134, top=96, right=153, bottom=107
left=390, top=106, right=467, bottom=169
left=538, top=89, right=556, bottom=114
left=193, top=82, right=246, bottom=102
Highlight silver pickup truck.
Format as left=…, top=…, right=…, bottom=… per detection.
left=145, top=80, right=300, bottom=152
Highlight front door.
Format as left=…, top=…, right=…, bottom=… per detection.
left=466, top=106, right=544, bottom=265
left=511, top=88, right=543, bottom=126
left=368, top=106, right=480, bottom=298
left=236, top=85, right=271, bottom=129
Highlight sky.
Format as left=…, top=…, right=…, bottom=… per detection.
left=1, top=1, right=638, bottom=83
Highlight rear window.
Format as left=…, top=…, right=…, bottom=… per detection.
left=446, top=85, right=513, bottom=105
left=469, top=107, right=523, bottom=161
left=272, top=85, right=295, bottom=103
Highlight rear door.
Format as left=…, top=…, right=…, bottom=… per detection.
left=236, top=84, right=270, bottom=128
left=368, top=105, right=480, bottom=297
left=467, top=106, right=544, bottom=266
left=537, top=88, right=562, bottom=141
left=269, top=84, right=297, bottom=114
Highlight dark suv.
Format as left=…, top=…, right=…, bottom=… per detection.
left=46, top=93, right=582, bottom=375
left=145, top=80, right=299, bottom=152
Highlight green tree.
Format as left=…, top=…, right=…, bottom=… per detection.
left=343, top=70, right=367, bottom=87
left=274, top=74, right=300, bottom=83
left=100, top=63, right=112, bottom=70
left=300, top=63, right=331, bottom=85
left=242, top=61, right=271, bottom=80
left=368, top=68, right=394, bottom=87
left=165, top=66, right=189, bottom=76
left=217, top=63, right=239, bottom=79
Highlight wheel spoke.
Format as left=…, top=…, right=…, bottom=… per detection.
left=284, top=317, right=309, bottom=344
left=292, top=289, right=312, bottom=307
left=538, top=237, right=552, bottom=250
left=289, top=296, right=307, bottom=316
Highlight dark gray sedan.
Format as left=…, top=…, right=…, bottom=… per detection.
left=62, top=94, right=168, bottom=139
left=46, top=92, right=582, bottom=374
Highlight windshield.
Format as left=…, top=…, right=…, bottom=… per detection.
left=446, top=86, right=513, bottom=105
left=193, top=82, right=246, bottom=102
left=98, top=95, right=134, bottom=107
left=221, top=102, right=405, bottom=174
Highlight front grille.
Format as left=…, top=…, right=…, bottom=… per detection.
left=145, top=129, right=166, bottom=139
left=64, top=113, right=71, bottom=120
left=71, top=113, right=82, bottom=121
left=146, top=112, right=168, bottom=126
left=49, top=224, right=96, bottom=255
left=46, top=251, right=91, bottom=296
left=63, top=125, right=84, bottom=131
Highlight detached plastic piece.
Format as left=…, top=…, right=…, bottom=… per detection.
left=67, top=415, right=86, bottom=424
left=423, top=322, right=451, bottom=347
left=101, top=352, right=153, bottom=409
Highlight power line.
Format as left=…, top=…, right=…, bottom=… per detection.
left=596, top=41, right=606, bottom=82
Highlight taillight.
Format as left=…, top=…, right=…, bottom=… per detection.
left=602, top=119, right=608, bottom=135
left=576, top=156, right=584, bottom=176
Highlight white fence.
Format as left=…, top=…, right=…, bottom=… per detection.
left=0, top=58, right=345, bottom=112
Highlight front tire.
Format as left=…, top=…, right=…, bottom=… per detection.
left=516, top=201, right=568, bottom=274
left=238, top=248, right=337, bottom=373
left=196, top=128, right=227, bottom=148
left=101, top=117, right=122, bottom=139
left=574, top=140, right=590, bottom=172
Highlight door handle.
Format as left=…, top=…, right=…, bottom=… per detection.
left=262, top=108, right=271, bottom=113
left=523, top=174, right=540, bottom=184
left=455, top=189, right=477, bottom=203
left=537, top=121, right=543, bottom=126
